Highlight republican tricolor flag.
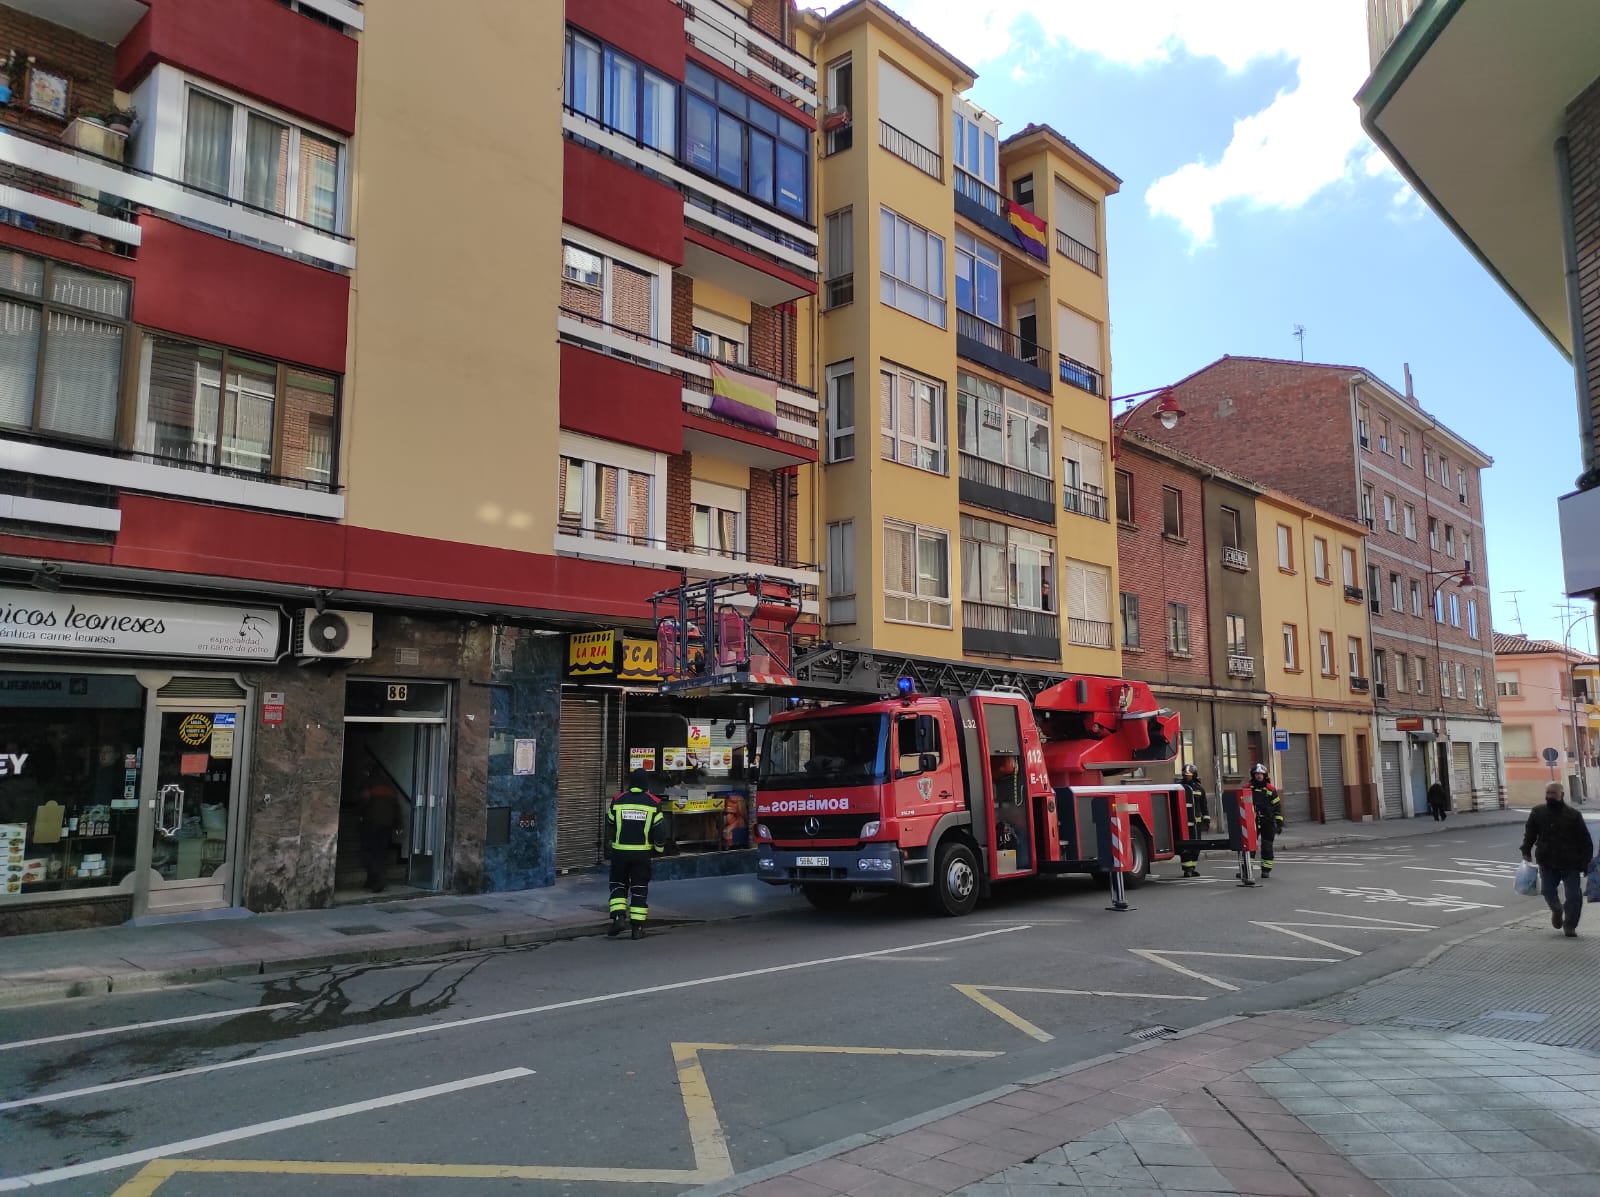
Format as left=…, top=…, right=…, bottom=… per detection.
left=710, top=363, right=779, bottom=433
left=1004, top=199, right=1049, bottom=262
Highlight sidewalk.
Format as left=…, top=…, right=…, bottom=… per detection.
left=699, top=909, right=1600, bottom=1197
left=0, top=807, right=1527, bottom=1009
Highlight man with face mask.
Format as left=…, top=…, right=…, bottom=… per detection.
left=1521, top=782, right=1594, bottom=937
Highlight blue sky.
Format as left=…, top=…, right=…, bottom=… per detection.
left=814, top=1, right=1593, bottom=653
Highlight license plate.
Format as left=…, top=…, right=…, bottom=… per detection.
left=795, top=856, right=829, bottom=868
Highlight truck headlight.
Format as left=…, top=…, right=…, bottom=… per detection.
left=857, top=857, right=894, bottom=872
left=860, top=821, right=880, bottom=838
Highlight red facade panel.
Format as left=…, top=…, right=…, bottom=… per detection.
left=683, top=411, right=817, bottom=463
left=132, top=217, right=349, bottom=374
left=566, top=0, right=687, bottom=81
left=683, top=227, right=817, bottom=296
left=117, top=0, right=357, bottom=134
left=563, top=141, right=685, bottom=266
left=560, top=343, right=684, bottom=456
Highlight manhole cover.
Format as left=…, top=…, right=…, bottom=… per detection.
left=1481, top=1010, right=1551, bottom=1023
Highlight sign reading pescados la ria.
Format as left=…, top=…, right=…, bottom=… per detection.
left=0, top=587, right=283, bottom=661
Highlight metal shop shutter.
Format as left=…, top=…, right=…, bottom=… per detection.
left=1317, top=735, right=1346, bottom=822
left=1475, top=743, right=1502, bottom=811
left=1450, top=743, right=1473, bottom=812
left=1379, top=741, right=1405, bottom=818
left=1280, top=734, right=1313, bottom=825
left=557, top=691, right=615, bottom=872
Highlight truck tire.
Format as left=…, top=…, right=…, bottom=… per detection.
left=927, top=840, right=979, bottom=917
left=802, top=884, right=854, bottom=911
left=1121, top=826, right=1152, bottom=889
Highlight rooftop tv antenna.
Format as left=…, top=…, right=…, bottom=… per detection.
left=1503, top=590, right=1525, bottom=635
left=1291, top=325, right=1306, bottom=361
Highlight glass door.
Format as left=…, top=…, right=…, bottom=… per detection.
left=407, top=724, right=449, bottom=889
left=143, top=707, right=243, bottom=912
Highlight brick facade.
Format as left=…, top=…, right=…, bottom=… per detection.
left=1567, top=77, right=1600, bottom=486
left=666, top=451, right=693, bottom=549
left=671, top=272, right=695, bottom=348
left=749, top=301, right=797, bottom=380
left=0, top=9, right=118, bottom=139
left=1117, top=445, right=1211, bottom=686
left=749, top=0, right=789, bottom=42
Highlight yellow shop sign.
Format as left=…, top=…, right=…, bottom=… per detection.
left=566, top=630, right=617, bottom=678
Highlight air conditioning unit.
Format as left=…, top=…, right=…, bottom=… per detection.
left=293, top=608, right=373, bottom=659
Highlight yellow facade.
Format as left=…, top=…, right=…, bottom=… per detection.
left=342, top=0, right=565, bottom=552
left=815, top=1, right=1121, bottom=674
left=1256, top=491, right=1377, bottom=820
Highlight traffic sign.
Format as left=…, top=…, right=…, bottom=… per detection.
left=1543, top=747, right=1560, bottom=765
left=1273, top=728, right=1289, bottom=752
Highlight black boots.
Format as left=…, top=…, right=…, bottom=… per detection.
left=608, top=912, right=624, bottom=938
left=631, top=924, right=645, bottom=940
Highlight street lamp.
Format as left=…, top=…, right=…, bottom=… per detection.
left=1110, top=387, right=1187, bottom=459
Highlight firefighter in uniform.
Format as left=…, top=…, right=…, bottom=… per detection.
left=607, top=769, right=667, bottom=939
left=1178, top=764, right=1210, bottom=878
left=1247, top=762, right=1283, bottom=878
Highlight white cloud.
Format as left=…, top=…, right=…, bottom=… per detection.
left=809, top=1, right=1375, bottom=245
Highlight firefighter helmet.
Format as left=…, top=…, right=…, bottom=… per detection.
left=1250, top=762, right=1268, bottom=779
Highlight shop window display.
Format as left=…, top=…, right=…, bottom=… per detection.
left=626, top=697, right=755, bottom=852
left=1, top=672, right=144, bottom=898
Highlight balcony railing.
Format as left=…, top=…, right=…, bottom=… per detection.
left=1344, top=584, right=1365, bottom=603
left=1056, top=229, right=1100, bottom=274
left=1058, top=353, right=1104, bottom=396
left=682, top=0, right=818, bottom=111
left=1227, top=654, right=1255, bottom=678
left=823, top=274, right=854, bottom=309
left=957, top=453, right=1055, bottom=525
left=1067, top=617, right=1114, bottom=649
left=954, top=169, right=1003, bottom=216
left=558, top=307, right=818, bottom=449
left=1349, top=675, right=1371, bottom=694
left=962, top=600, right=1061, bottom=660
left=557, top=520, right=818, bottom=581
left=1222, top=545, right=1250, bottom=572
left=1062, top=482, right=1107, bottom=521
left=879, top=121, right=941, bottom=179
left=956, top=310, right=1050, bottom=390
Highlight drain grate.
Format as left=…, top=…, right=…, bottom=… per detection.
left=1130, top=1025, right=1178, bottom=1042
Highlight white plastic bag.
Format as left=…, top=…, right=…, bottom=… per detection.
left=1513, top=860, right=1538, bottom=897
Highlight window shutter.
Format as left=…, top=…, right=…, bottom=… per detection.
left=1055, top=181, right=1097, bottom=249
left=877, top=59, right=939, bottom=149
left=1055, top=306, right=1101, bottom=370
left=0, top=300, right=40, bottom=427
left=1085, top=564, right=1110, bottom=622
left=1065, top=562, right=1087, bottom=618
left=39, top=312, right=122, bottom=441
left=879, top=369, right=895, bottom=458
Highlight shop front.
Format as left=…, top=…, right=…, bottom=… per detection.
left=559, top=630, right=761, bottom=880
left=0, top=586, right=277, bottom=933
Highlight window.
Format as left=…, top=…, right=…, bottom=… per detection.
left=1344, top=546, right=1359, bottom=588
left=961, top=515, right=1056, bottom=613
left=879, top=208, right=946, bottom=327
left=880, top=365, right=946, bottom=474
left=877, top=57, right=940, bottom=156
left=690, top=479, right=745, bottom=559
left=1473, top=667, right=1485, bottom=708
left=557, top=435, right=660, bottom=547
left=826, top=520, right=856, bottom=624
left=1319, top=630, right=1335, bottom=676
left=1219, top=731, right=1240, bottom=778
left=1012, top=173, right=1034, bottom=209
left=825, top=361, right=855, bottom=462
left=1378, top=416, right=1391, bottom=453
left=692, top=308, right=748, bottom=363
left=1064, top=560, right=1113, bottom=646
left=1374, top=648, right=1387, bottom=688
left=134, top=336, right=338, bottom=486
left=1225, top=613, right=1248, bottom=657
left=823, top=209, right=854, bottom=309
left=1448, top=593, right=1460, bottom=627
left=1438, top=454, right=1449, bottom=484
left=1055, top=305, right=1104, bottom=393
left=951, top=106, right=998, bottom=188
left=1367, top=563, right=1382, bottom=611
left=1413, top=655, right=1426, bottom=694
left=560, top=236, right=660, bottom=338
left=1390, top=572, right=1403, bottom=612
left=1433, top=588, right=1445, bottom=623
left=1439, top=660, right=1451, bottom=696
left=1428, top=516, right=1439, bottom=550
left=1361, top=484, right=1375, bottom=527
left=1410, top=578, right=1423, bottom=616
left=1394, top=652, right=1408, bottom=693
left=957, top=372, right=1051, bottom=483
left=1382, top=493, right=1397, bottom=532
left=1403, top=504, right=1417, bottom=540
left=954, top=231, right=1001, bottom=324
left=1115, top=470, right=1133, bottom=524
left=1120, top=592, right=1141, bottom=648
left=1348, top=636, right=1364, bottom=679
left=1282, top=623, right=1299, bottom=670
left=1457, top=468, right=1468, bottom=504
left=1221, top=506, right=1243, bottom=549
left=1056, top=180, right=1100, bottom=271
left=1444, top=524, right=1455, bottom=556
left=1168, top=602, right=1190, bottom=655
left=1399, top=428, right=1411, bottom=465
left=1163, top=487, right=1184, bottom=538
left=1503, top=725, right=1535, bottom=758
left=563, top=244, right=602, bottom=288
left=1276, top=524, right=1294, bottom=570
left=1468, top=599, right=1479, bottom=639
left=683, top=62, right=808, bottom=217
left=1462, top=531, right=1473, bottom=570
left=0, top=249, right=129, bottom=445
left=883, top=519, right=951, bottom=626
left=1313, top=536, right=1329, bottom=581
left=1424, top=449, right=1434, bottom=480
left=183, top=84, right=346, bottom=232
left=1059, top=429, right=1108, bottom=519
left=1357, top=403, right=1371, bottom=448
left=1177, top=729, right=1195, bottom=774
left=1455, top=662, right=1467, bottom=698
left=824, top=56, right=853, bottom=153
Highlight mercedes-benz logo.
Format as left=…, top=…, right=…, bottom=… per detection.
left=803, top=816, right=822, bottom=837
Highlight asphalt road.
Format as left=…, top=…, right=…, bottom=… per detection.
left=0, top=821, right=1539, bottom=1196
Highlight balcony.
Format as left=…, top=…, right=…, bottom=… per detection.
left=958, top=453, right=1055, bottom=525
left=1058, top=353, right=1104, bottom=396
left=0, top=125, right=354, bottom=269
left=556, top=522, right=819, bottom=589
left=1056, top=229, right=1099, bottom=274
left=683, top=0, right=818, bottom=112
left=953, top=170, right=1017, bottom=244
left=879, top=121, right=942, bottom=179
left=1350, top=675, right=1372, bottom=694
left=1062, top=483, right=1108, bottom=522
left=1067, top=617, right=1114, bottom=649
left=822, top=273, right=854, bottom=310
left=558, top=308, right=819, bottom=463
left=1227, top=654, right=1255, bottom=678
left=962, top=601, right=1061, bottom=661
left=956, top=311, right=1051, bottom=392
left=1222, top=545, right=1250, bottom=572
left=1344, top=584, right=1365, bottom=603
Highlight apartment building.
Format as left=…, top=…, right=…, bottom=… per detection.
left=1144, top=357, right=1504, bottom=818
left=814, top=0, right=1123, bottom=679
left=1494, top=634, right=1596, bottom=806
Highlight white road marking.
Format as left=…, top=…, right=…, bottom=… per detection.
left=1252, top=922, right=1362, bottom=956
left=954, top=984, right=1205, bottom=1042
left=1317, top=886, right=1501, bottom=913
left=0, top=1068, right=532, bottom=1191
left=0, top=926, right=1028, bottom=1113
left=1128, top=949, right=1336, bottom=994
left=1293, top=909, right=1435, bottom=929
left=0, top=1004, right=299, bottom=1053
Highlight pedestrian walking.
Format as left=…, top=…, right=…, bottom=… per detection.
left=356, top=764, right=401, bottom=893
left=1247, top=762, right=1283, bottom=879
left=1520, top=781, right=1594, bottom=937
left=1178, top=763, right=1210, bottom=878
left=1427, top=780, right=1450, bottom=822
left=607, top=769, right=667, bottom=940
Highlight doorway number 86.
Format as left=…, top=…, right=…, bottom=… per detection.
left=386, top=684, right=409, bottom=702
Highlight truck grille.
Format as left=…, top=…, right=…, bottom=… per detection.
left=763, top=815, right=866, bottom=840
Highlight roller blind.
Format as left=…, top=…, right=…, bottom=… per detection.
left=877, top=58, right=938, bottom=148
left=1055, top=305, right=1101, bottom=370
left=1055, top=181, right=1097, bottom=248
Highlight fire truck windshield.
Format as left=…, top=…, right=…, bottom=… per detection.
left=759, top=715, right=888, bottom=790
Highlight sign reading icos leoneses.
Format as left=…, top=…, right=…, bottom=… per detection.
left=0, top=588, right=282, bottom=661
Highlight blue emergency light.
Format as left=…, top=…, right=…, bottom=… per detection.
left=896, top=676, right=915, bottom=696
